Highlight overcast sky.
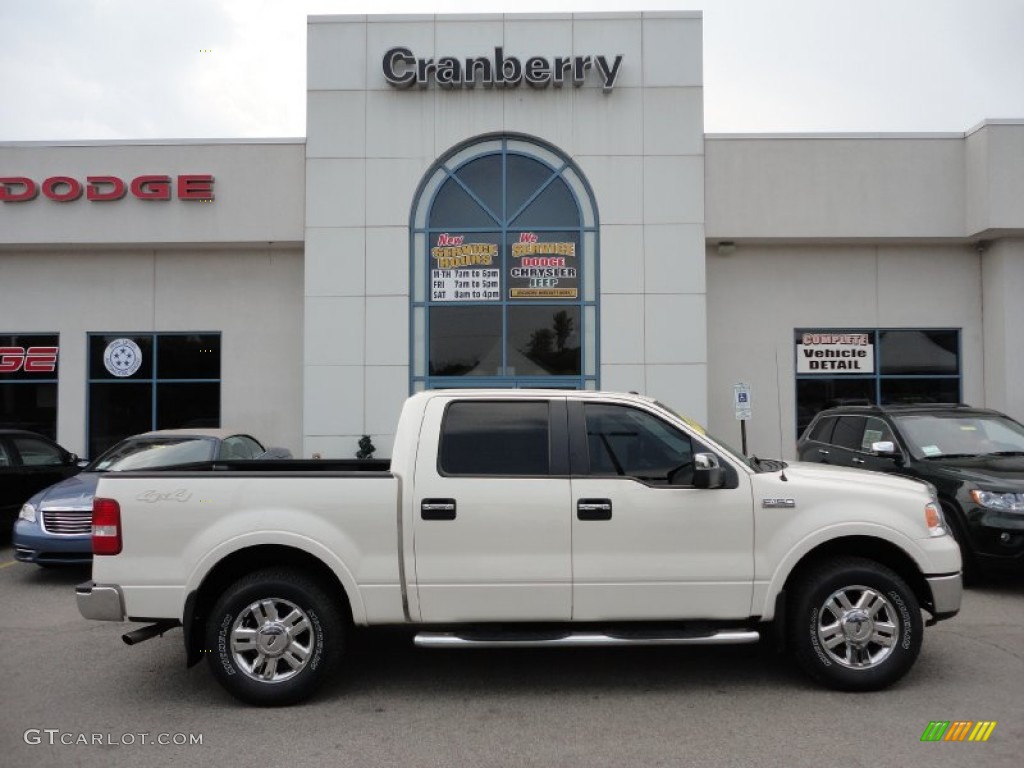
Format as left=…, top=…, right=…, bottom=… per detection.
left=1, top=0, right=1022, bottom=141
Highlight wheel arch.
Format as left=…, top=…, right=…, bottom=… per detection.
left=183, top=544, right=354, bottom=667
left=780, top=536, right=933, bottom=618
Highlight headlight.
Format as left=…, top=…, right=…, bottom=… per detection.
left=18, top=503, right=37, bottom=523
left=924, top=501, right=947, bottom=537
left=970, top=490, right=1024, bottom=512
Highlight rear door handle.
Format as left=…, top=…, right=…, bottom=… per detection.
left=851, top=457, right=866, bottom=465
left=421, top=499, right=456, bottom=521
left=577, top=499, right=612, bottom=521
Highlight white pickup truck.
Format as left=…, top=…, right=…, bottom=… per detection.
left=77, top=389, right=962, bottom=706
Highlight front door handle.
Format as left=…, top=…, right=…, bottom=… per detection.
left=421, top=499, right=456, bottom=521
left=851, top=457, right=866, bottom=465
left=818, top=449, right=831, bottom=456
left=577, top=498, right=612, bottom=521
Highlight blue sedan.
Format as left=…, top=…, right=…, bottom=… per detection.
left=13, top=429, right=287, bottom=566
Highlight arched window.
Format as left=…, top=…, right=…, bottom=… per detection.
left=410, top=135, right=599, bottom=391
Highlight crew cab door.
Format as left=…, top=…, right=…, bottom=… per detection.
left=411, top=397, right=572, bottom=623
left=569, top=400, right=755, bottom=620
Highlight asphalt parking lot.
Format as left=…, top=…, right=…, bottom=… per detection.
left=0, top=548, right=1020, bottom=768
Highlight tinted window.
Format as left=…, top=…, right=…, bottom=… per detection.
left=585, top=404, right=693, bottom=485
left=807, top=416, right=835, bottom=443
left=440, top=401, right=550, bottom=475
left=219, top=436, right=264, bottom=460
left=429, top=307, right=502, bottom=376
left=11, top=435, right=65, bottom=466
left=157, top=334, right=221, bottom=379
left=860, top=417, right=895, bottom=452
left=831, top=417, right=866, bottom=451
left=508, top=306, right=581, bottom=376
left=879, top=330, right=959, bottom=375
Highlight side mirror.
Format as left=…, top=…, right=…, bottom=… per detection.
left=693, top=452, right=725, bottom=489
left=871, top=441, right=904, bottom=465
left=871, top=441, right=899, bottom=456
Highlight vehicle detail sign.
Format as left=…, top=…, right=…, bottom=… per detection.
left=430, top=233, right=500, bottom=302
left=796, top=332, right=874, bottom=373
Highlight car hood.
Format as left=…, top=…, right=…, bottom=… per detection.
left=918, top=455, right=1024, bottom=491
left=781, top=461, right=931, bottom=495
left=28, top=472, right=100, bottom=511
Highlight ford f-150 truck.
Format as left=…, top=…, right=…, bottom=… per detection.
left=77, top=390, right=962, bottom=706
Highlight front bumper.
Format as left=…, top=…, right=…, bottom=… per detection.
left=13, top=519, right=91, bottom=565
left=926, top=573, right=962, bottom=621
left=76, top=581, right=126, bottom=622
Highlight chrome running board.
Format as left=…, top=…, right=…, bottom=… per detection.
left=414, top=629, right=760, bottom=649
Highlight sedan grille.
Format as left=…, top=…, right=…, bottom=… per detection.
left=41, top=509, right=92, bottom=536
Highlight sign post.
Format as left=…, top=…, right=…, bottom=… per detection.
left=733, top=382, right=752, bottom=455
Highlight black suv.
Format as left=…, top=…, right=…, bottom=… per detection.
left=797, top=404, right=1024, bottom=579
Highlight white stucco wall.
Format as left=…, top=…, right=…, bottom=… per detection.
left=304, top=12, right=706, bottom=457
left=0, top=141, right=306, bottom=455
left=706, top=243, right=985, bottom=459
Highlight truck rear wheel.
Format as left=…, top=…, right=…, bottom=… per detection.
left=789, top=558, right=922, bottom=691
left=206, top=568, right=343, bottom=706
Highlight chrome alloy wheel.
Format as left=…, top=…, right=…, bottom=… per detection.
left=230, top=597, right=315, bottom=683
left=816, top=585, right=900, bottom=669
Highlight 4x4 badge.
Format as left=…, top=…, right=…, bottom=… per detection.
left=762, top=498, right=796, bottom=508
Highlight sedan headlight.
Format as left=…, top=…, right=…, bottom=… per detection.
left=18, top=503, right=37, bottom=523
left=970, top=490, right=1024, bottom=512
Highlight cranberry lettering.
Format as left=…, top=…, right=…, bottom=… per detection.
left=0, top=347, right=58, bottom=374
left=0, top=175, right=215, bottom=203
left=383, top=47, right=624, bottom=91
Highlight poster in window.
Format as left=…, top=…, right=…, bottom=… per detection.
left=796, top=332, right=874, bottom=374
left=508, top=231, right=579, bottom=300
left=429, top=232, right=500, bottom=303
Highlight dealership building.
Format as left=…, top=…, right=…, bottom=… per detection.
left=2, top=12, right=1023, bottom=461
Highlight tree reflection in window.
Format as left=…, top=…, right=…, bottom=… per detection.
left=520, top=309, right=581, bottom=376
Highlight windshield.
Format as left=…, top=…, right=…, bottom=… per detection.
left=893, top=412, right=1024, bottom=459
left=653, top=400, right=755, bottom=470
left=89, top=436, right=218, bottom=471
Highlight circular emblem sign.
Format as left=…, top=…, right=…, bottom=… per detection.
left=103, top=338, right=143, bottom=377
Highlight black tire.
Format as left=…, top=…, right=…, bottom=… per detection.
left=788, top=557, right=922, bottom=691
left=205, top=568, right=343, bottom=706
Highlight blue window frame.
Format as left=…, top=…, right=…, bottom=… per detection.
left=794, top=328, right=962, bottom=436
left=86, top=332, right=221, bottom=458
left=410, top=135, right=599, bottom=392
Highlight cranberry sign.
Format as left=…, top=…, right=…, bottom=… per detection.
left=0, top=174, right=215, bottom=203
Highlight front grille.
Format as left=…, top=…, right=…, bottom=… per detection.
left=41, top=509, right=91, bottom=535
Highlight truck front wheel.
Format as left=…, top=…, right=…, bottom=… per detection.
left=206, top=568, right=343, bottom=706
left=789, top=558, right=922, bottom=691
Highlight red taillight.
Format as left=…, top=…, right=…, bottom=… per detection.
left=92, top=497, right=122, bottom=555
